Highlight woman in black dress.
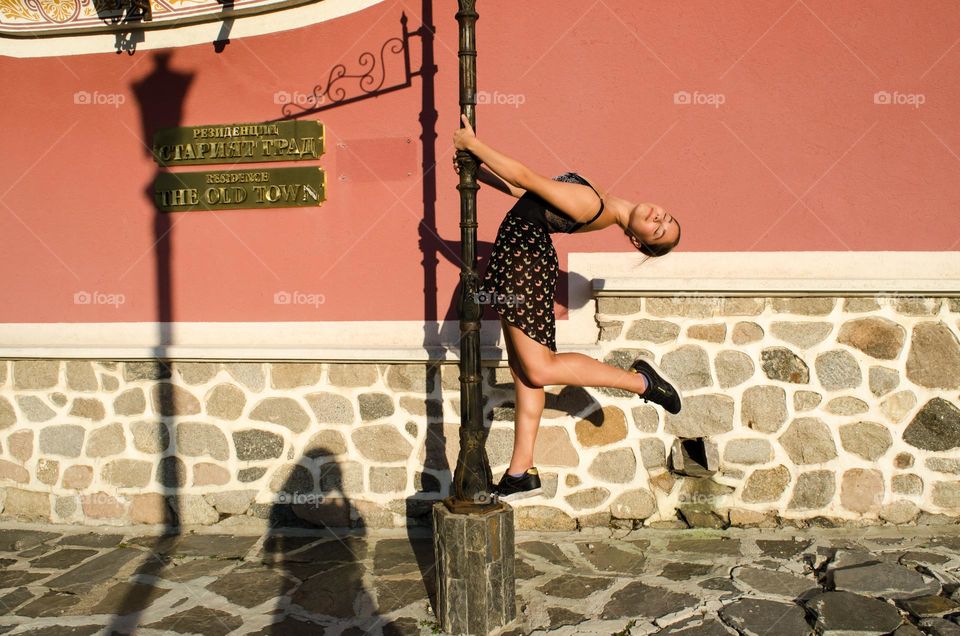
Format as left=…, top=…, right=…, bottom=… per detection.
left=453, top=115, right=682, bottom=501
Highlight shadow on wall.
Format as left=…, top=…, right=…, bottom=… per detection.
left=93, top=0, right=150, bottom=53
left=254, top=362, right=604, bottom=630
left=213, top=0, right=235, bottom=52
left=263, top=451, right=374, bottom=632
left=263, top=450, right=433, bottom=634
left=94, top=0, right=235, bottom=53
left=102, top=49, right=194, bottom=635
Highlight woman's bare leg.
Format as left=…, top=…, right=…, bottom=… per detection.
left=500, top=321, right=649, bottom=393
left=500, top=318, right=545, bottom=475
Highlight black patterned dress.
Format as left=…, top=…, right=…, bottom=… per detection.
left=478, top=172, right=604, bottom=352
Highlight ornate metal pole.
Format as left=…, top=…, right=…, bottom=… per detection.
left=433, top=6, right=516, bottom=632
left=449, top=0, right=495, bottom=512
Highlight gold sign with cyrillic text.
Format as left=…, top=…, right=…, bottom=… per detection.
left=152, top=121, right=325, bottom=166
left=154, top=167, right=326, bottom=212
left=151, top=120, right=327, bottom=212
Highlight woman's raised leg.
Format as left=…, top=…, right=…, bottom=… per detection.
left=500, top=321, right=649, bottom=394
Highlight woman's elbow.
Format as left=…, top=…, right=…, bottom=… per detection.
left=511, top=165, right=534, bottom=191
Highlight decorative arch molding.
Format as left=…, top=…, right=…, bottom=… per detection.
left=0, top=0, right=385, bottom=57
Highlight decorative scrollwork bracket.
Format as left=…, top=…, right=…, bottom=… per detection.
left=278, top=12, right=420, bottom=118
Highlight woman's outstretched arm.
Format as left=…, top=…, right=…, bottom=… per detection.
left=453, top=115, right=603, bottom=223
left=453, top=147, right=525, bottom=197
left=478, top=165, right=525, bottom=197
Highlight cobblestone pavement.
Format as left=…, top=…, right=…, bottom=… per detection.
left=1, top=522, right=959, bottom=635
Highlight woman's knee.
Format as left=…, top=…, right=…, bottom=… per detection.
left=505, top=347, right=544, bottom=388
left=510, top=361, right=542, bottom=389
left=518, top=356, right=554, bottom=388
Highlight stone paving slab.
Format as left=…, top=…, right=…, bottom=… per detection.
left=832, top=561, right=943, bottom=600
left=805, top=590, right=904, bottom=634
left=0, top=522, right=958, bottom=634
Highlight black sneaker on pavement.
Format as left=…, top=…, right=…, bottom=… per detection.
left=631, top=358, right=682, bottom=414
left=494, top=467, right=543, bottom=502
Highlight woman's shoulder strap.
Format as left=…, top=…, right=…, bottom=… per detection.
left=548, top=171, right=605, bottom=232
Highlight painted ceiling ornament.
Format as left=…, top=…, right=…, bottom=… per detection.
left=0, top=0, right=335, bottom=32
left=0, top=0, right=388, bottom=56
left=0, top=0, right=39, bottom=21
left=32, top=0, right=80, bottom=22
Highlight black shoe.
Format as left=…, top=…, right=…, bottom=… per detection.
left=494, top=467, right=543, bottom=502
left=631, top=358, right=682, bottom=414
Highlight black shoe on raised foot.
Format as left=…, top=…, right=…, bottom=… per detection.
left=494, top=467, right=543, bottom=502
left=631, top=358, right=682, bottom=414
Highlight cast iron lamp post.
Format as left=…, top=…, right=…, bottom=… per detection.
left=431, top=3, right=517, bottom=633
left=448, top=0, right=497, bottom=513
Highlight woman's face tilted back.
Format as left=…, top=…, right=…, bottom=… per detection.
left=625, top=203, right=680, bottom=256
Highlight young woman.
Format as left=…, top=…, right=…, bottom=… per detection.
left=452, top=114, right=682, bottom=501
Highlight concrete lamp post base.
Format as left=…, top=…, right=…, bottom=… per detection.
left=432, top=501, right=517, bottom=635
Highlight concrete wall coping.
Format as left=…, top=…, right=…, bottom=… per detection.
left=587, top=251, right=960, bottom=295
left=0, top=342, right=603, bottom=362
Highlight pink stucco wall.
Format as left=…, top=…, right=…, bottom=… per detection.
left=1, top=0, right=958, bottom=323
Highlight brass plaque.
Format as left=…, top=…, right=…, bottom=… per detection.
left=154, top=167, right=326, bottom=212
left=152, top=121, right=325, bottom=166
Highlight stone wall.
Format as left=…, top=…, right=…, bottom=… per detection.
left=0, top=295, right=958, bottom=530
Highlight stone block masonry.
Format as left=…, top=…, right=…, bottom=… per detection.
left=0, top=295, right=959, bottom=530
